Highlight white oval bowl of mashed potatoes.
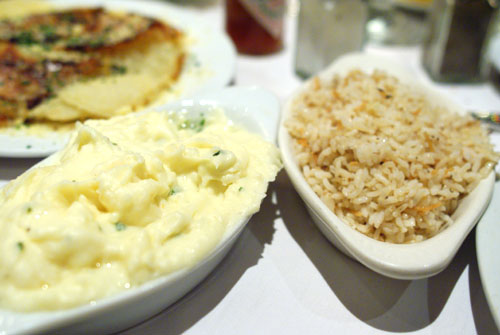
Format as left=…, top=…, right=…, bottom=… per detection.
left=279, top=53, right=498, bottom=280
left=0, top=86, right=282, bottom=335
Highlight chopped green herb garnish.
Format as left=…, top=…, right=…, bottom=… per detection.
left=189, top=55, right=201, bottom=67
left=89, top=36, right=106, bottom=48
left=40, top=24, right=56, bottom=41
left=179, top=116, right=206, bottom=133
left=15, top=31, right=36, bottom=45
left=52, top=71, right=64, bottom=87
left=45, top=85, right=56, bottom=100
left=26, top=207, right=32, bottom=214
left=115, top=221, right=126, bottom=231
left=60, top=13, right=76, bottom=22
left=0, top=81, right=4, bottom=86
left=111, top=65, right=127, bottom=75
left=67, top=36, right=82, bottom=47
left=238, top=187, right=244, bottom=192
left=16, top=242, right=24, bottom=251
left=213, top=150, right=221, bottom=156
left=21, top=80, right=31, bottom=86
left=168, top=186, right=182, bottom=197
left=26, top=144, right=32, bottom=149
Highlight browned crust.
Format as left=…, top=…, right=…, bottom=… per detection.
left=0, top=8, right=183, bottom=51
left=0, top=7, right=185, bottom=126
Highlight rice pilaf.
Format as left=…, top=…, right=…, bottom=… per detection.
left=285, top=70, right=499, bottom=243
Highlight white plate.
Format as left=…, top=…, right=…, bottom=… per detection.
left=476, top=181, right=500, bottom=330
left=279, top=52, right=495, bottom=279
left=0, top=86, right=280, bottom=335
left=0, top=0, right=236, bottom=158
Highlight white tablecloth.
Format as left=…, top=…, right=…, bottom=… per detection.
left=2, top=1, right=500, bottom=334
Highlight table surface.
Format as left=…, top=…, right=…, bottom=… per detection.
left=2, top=1, right=500, bottom=334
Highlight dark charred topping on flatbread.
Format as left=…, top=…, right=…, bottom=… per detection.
left=0, top=8, right=179, bottom=51
left=0, top=7, right=184, bottom=126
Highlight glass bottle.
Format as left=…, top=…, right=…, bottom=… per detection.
left=294, top=0, right=367, bottom=78
left=490, top=13, right=500, bottom=91
left=225, top=0, right=285, bottom=55
left=365, top=0, right=432, bottom=46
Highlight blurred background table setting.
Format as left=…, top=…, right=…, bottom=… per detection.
left=1, top=0, right=500, bottom=334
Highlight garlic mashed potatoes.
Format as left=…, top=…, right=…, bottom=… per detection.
left=0, top=109, right=281, bottom=312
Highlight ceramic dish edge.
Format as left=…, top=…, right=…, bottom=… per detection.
left=476, top=181, right=500, bottom=330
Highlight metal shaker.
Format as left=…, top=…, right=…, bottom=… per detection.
left=423, top=0, right=499, bottom=82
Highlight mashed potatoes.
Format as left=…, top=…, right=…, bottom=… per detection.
left=0, top=108, right=281, bottom=312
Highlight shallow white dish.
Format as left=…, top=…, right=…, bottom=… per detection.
left=0, top=86, right=280, bottom=335
left=278, top=53, right=495, bottom=280
left=476, top=181, right=500, bottom=330
left=0, top=0, right=236, bottom=158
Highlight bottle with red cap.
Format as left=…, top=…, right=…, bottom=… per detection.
left=225, top=0, right=285, bottom=55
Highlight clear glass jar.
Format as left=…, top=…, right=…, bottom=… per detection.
left=365, top=0, right=433, bottom=45
left=294, top=0, right=367, bottom=78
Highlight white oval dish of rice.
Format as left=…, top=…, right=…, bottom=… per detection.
left=279, top=53, right=499, bottom=279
